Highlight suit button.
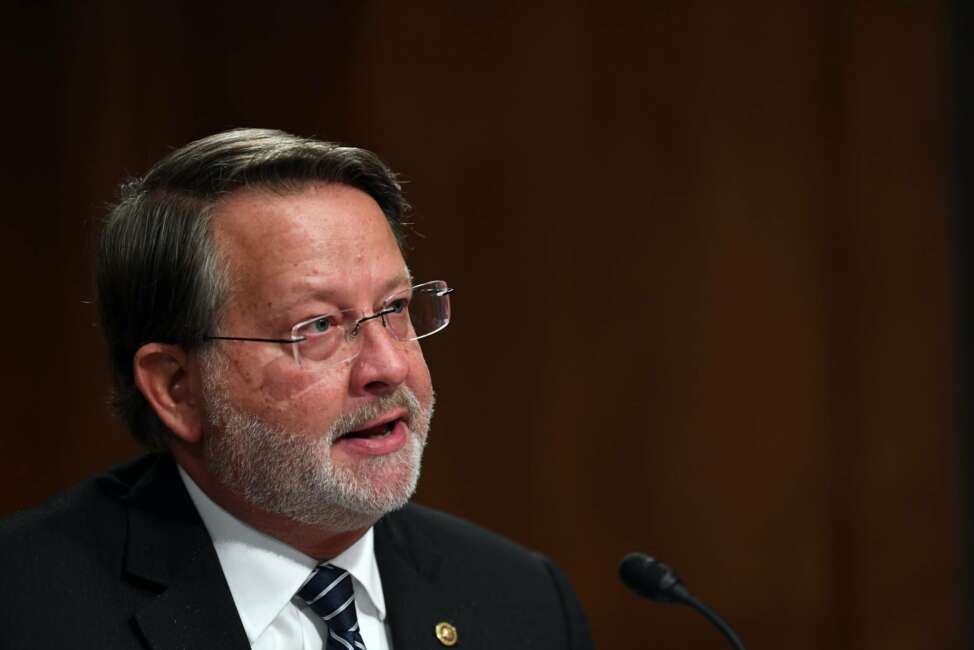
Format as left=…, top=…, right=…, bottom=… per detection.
left=435, top=621, right=458, bottom=646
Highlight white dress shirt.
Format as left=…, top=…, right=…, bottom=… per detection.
left=178, top=467, right=392, bottom=650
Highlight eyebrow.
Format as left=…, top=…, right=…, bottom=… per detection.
left=383, top=270, right=414, bottom=297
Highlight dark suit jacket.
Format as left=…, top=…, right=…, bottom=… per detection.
left=0, top=455, right=593, bottom=650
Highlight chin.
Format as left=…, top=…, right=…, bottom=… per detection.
left=324, top=437, right=426, bottom=518
left=232, top=429, right=426, bottom=532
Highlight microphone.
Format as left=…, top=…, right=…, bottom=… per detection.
left=619, top=553, right=747, bottom=650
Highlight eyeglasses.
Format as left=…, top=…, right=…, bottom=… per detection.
left=204, top=280, right=454, bottom=367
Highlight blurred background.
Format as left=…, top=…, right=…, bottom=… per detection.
left=1, top=2, right=967, bottom=648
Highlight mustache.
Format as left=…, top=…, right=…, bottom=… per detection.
left=329, top=386, right=425, bottom=438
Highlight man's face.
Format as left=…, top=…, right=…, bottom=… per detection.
left=198, top=183, right=435, bottom=530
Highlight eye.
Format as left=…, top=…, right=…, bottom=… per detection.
left=387, top=298, right=409, bottom=314
left=309, top=315, right=337, bottom=334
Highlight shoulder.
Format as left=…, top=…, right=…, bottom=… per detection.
left=377, top=502, right=594, bottom=650
left=0, top=454, right=160, bottom=581
left=0, top=454, right=230, bottom=648
left=384, top=501, right=535, bottom=557
left=380, top=501, right=566, bottom=581
left=0, top=459, right=136, bottom=541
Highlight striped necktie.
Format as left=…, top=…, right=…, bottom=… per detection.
left=297, top=563, right=368, bottom=650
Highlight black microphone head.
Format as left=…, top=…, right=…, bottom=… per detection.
left=619, top=552, right=688, bottom=603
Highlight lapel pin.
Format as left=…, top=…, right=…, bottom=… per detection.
left=435, top=621, right=458, bottom=646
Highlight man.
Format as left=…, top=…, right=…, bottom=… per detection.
left=0, top=129, right=594, bottom=649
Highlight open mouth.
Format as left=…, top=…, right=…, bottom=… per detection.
left=337, top=418, right=401, bottom=441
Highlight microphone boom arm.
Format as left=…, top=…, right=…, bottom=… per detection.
left=619, top=553, right=747, bottom=650
left=681, top=592, right=746, bottom=650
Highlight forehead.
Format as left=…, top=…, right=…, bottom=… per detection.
left=211, top=182, right=407, bottom=307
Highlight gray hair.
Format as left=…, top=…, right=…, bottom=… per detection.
left=96, top=128, right=410, bottom=448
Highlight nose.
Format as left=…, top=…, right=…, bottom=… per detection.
left=347, top=317, right=410, bottom=397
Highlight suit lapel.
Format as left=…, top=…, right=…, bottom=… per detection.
left=119, top=459, right=479, bottom=650
left=121, top=455, right=250, bottom=650
left=375, top=507, right=477, bottom=650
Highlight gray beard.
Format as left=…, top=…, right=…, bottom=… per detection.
left=200, top=358, right=432, bottom=532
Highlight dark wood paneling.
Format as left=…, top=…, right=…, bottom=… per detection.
left=0, top=3, right=960, bottom=648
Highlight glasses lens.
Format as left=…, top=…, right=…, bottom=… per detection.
left=292, top=315, right=346, bottom=363
left=288, top=282, right=452, bottom=367
left=406, top=281, right=452, bottom=340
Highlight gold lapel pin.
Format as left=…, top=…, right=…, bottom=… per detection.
left=435, top=621, right=458, bottom=646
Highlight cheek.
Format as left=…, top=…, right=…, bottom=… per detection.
left=263, top=362, right=348, bottom=403
left=225, top=353, right=349, bottom=430
left=406, top=346, right=434, bottom=404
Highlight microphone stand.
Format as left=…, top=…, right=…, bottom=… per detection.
left=619, top=553, right=747, bottom=650
left=680, top=592, right=746, bottom=650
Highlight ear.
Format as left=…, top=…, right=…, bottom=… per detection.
left=133, top=343, right=204, bottom=444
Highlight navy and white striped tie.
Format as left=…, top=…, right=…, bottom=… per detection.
left=297, top=563, right=367, bottom=650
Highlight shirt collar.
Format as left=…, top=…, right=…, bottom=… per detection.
left=177, top=466, right=386, bottom=642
